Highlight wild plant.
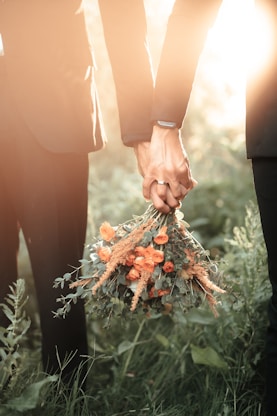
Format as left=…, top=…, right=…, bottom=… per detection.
left=0, top=279, right=31, bottom=393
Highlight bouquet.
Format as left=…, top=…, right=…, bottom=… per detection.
left=54, top=204, right=225, bottom=321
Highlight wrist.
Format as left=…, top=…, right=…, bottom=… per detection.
left=151, top=125, right=181, bottom=148
left=153, top=120, right=178, bottom=129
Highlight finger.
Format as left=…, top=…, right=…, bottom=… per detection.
left=167, top=180, right=190, bottom=201
left=167, top=179, right=183, bottom=200
left=169, top=175, right=198, bottom=199
left=149, top=182, right=171, bottom=214
left=155, top=181, right=168, bottom=201
left=152, top=180, right=180, bottom=207
left=164, top=187, right=181, bottom=209
left=180, top=176, right=198, bottom=191
left=151, top=193, right=171, bottom=214
left=142, top=176, right=155, bottom=200
left=150, top=183, right=182, bottom=213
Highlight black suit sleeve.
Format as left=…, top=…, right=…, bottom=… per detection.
left=152, top=0, right=222, bottom=128
left=98, top=0, right=153, bottom=146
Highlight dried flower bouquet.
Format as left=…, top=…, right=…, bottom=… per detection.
left=54, top=204, right=225, bottom=321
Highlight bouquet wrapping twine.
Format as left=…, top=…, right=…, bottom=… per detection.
left=54, top=204, right=225, bottom=321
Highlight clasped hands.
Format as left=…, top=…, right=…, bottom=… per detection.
left=134, top=125, right=197, bottom=213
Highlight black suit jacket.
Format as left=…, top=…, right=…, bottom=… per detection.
left=99, top=0, right=154, bottom=146
left=0, top=0, right=105, bottom=153
left=245, top=0, right=277, bottom=158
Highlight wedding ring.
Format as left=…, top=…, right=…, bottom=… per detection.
left=156, top=180, right=168, bottom=185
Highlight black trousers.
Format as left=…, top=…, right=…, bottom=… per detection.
left=252, top=158, right=277, bottom=416
left=0, top=58, right=88, bottom=383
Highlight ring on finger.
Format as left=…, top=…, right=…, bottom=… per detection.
left=156, top=180, right=168, bottom=186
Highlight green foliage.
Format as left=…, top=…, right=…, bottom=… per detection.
left=0, top=279, right=31, bottom=392
left=0, top=375, right=58, bottom=414
left=182, top=172, right=255, bottom=251
left=180, top=127, right=256, bottom=251
left=190, top=343, right=228, bottom=370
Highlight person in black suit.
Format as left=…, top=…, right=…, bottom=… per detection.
left=99, top=0, right=277, bottom=414
left=0, top=0, right=107, bottom=384
left=247, top=2, right=277, bottom=415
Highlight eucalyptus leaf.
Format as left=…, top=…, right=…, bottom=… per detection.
left=155, top=279, right=163, bottom=290
left=63, top=272, right=72, bottom=280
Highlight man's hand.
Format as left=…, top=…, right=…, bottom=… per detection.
left=134, top=125, right=197, bottom=213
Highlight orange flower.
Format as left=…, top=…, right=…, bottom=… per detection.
left=142, top=258, right=155, bottom=273
left=134, top=246, right=145, bottom=257
left=144, top=245, right=156, bottom=257
left=149, top=287, right=170, bottom=298
left=162, top=261, right=175, bottom=273
left=154, top=226, right=169, bottom=245
left=125, top=251, right=136, bottom=266
left=97, top=246, right=111, bottom=262
left=149, top=287, right=157, bottom=298
left=143, top=246, right=164, bottom=263
left=151, top=249, right=164, bottom=264
left=127, top=268, right=140, bottom=281
left=158, top=289, right=170, bottom=297
left=99, top=221, right=115, bottom=242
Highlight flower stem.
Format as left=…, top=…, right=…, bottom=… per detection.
left=120, top=318, right=146, bottom=381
